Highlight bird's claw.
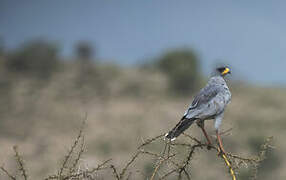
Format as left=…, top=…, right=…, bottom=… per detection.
left=206, top=142, right=212, bottom=150
left=217, top=147, right=226, bottom=156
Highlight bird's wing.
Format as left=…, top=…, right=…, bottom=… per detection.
left=190, top=82, right=220, bottom=109
left=182, top=81, right=222, bottom=119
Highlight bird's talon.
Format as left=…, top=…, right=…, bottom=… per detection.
left=217, top=148, right=226, bottom=156
left=206, top=142, right=212, bottom=150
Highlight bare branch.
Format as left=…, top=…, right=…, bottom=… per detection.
left=0, top=166, right=16, bottom=180
left=13, top=145, right=28, bottom=180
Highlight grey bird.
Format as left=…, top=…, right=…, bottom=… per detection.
left=165, top=66, right=231, bottom=154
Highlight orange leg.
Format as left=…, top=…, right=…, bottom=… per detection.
left=216, top=130, right=226, bottom=154
left=201, top=126, right=212, bottom=145
left=197, top=121, right=212, bottom=149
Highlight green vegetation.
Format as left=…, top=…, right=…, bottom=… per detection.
left=155, top=49, right=200, bottom=95
left=5, top=40, right=60, bottom=79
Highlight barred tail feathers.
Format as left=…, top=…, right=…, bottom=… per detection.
left=165, top=118, right=195, bottom=141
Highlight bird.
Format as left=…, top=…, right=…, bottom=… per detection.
left=165, top=66, right=231, bottom=154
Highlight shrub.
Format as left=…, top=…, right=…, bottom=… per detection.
left=74, top=40, right=94, bottom=61
left=5, top=40, right=60, bottom=79
left=156, top=49, right=200, bottom=95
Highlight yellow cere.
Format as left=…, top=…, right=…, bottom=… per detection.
left=222, top=68, right=230, bottom=75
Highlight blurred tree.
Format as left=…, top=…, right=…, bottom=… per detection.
left=0, top=37, right=4, bottom=56
left=0, top=38, right=12, bottom=121
left=73, top=41, right=106, bottom=102
left=75, top=41, right=94, bottom=61
left=0, top=37, right=5, bottom=69
left=74, top=41, right=95, bottom=87
left=5, top=40, right=60, bottom=79
left=156, top=49, right=200, bottom=95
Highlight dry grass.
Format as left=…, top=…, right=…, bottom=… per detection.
left=0, top=120, right=273, bottom=180
left=0, top=64, right=284, bottom=179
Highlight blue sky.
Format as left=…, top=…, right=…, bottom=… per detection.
left=1, top=0, right=286, bottom=85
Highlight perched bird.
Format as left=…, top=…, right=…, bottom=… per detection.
left=165, top=66, right=231, bottom=154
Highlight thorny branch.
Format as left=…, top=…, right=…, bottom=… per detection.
left=13, top=145, right=28, bottom=180
left=1, top=120, right=274, bottom=180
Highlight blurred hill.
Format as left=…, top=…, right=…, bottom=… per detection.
left=0, top=40, right=284, bottom=179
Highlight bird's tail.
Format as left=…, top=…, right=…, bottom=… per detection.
left=165, top=118, right=196, bottom=141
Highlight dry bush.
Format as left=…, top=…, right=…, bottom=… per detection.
left=0, top=117, right=273, bottom=180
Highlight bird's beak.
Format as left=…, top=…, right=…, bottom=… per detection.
left=222, top=68, right=230, bottom=75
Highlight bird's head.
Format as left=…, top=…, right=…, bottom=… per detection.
left=216, top=66, right=231, bottom=76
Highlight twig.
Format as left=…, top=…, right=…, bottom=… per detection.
left=58, top=115, right=86, bottom=178
left=138, top=134, right=165, bottom=149
left=126, top=172, right=132, bottom=180
left=219, top=128, right=233, bottom=136
left=70, top=135, right=85, bottom=173
left=2, top=119, right=273, bottom=180
left=250, top=136, right=274, bottom=180
left=0, top=166, right=16, bottom=180
left=87, top=158, right=112, bottom=174
left=160, top=169, right=177, bottom=179
left=178, top=144, right=202, bottom=179
left=119, top=151, right=141, bottom=179
left=110, top=165, right=120, bottom=180
left=182, top=133, right=201, bottom=144
left=13, top=145, right=28, bottom=180
left=140, top=150, right=180, bottom=169
left=150, top=154, right=176, bottom=180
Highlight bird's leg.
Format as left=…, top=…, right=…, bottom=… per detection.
left=196, top=120, right=212, bottom=150
left=201, top=127, right=213, bottom=150
left=216, top=129, right=226, bottom=155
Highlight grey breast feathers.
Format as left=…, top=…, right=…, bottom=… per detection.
left=184, top=76, right=231, bottom=119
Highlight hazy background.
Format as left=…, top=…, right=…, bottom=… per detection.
left=0, top=1, right=285, bottom=180
left=2, top=0, right=286, bottom=85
